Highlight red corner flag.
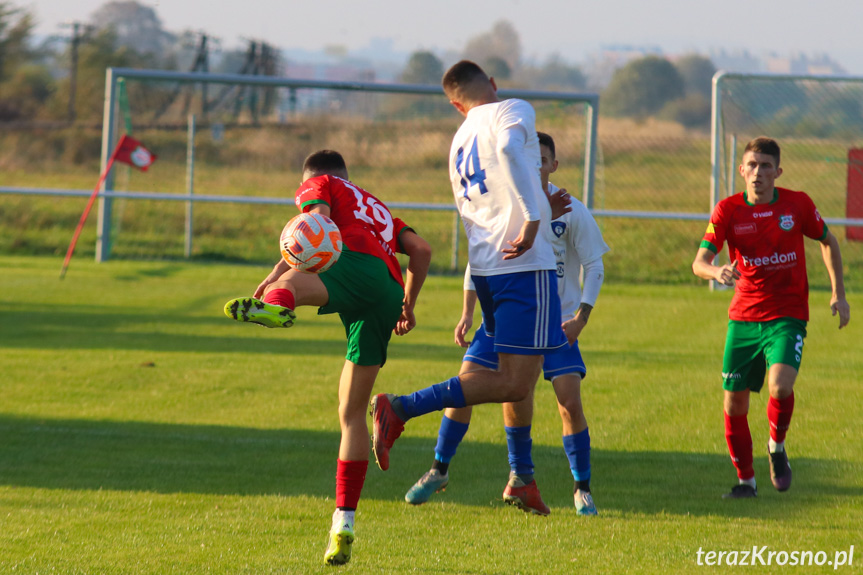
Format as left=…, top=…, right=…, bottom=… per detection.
left=59, top=135, right=157, bottom=279
left=114, top=134, right=157, bottom=171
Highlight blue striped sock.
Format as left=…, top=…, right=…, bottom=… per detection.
left=505, top=425, right=534, bottom=477
left=434, top=415, right=470, bottom=464
left=563, top=428, right=591, bottom=482
left=398, top=377, right=466, bottom=420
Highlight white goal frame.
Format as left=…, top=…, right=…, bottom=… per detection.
left=95, top=67, right=600, bottom=262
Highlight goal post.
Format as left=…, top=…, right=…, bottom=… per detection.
left=96, top=67, right=599, bottom=264
left=710, top=70, right=863, bottom=288
left=712, top=70, right=863, bottom=224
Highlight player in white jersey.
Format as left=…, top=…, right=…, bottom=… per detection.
left=449, top=98, right=557, bottom=276
left=404, top=132, right=610, bottom=516
left=369, top=61, right=568, bottom=475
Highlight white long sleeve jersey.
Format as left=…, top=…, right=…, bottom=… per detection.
left=464, top=182, right=610, bottom=320
left=448, top=98, right=556, bottom=276
left=547, top=183, right=610, bottom=319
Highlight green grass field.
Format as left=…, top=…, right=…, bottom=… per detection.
left=1, top=256, right=861, bottom=574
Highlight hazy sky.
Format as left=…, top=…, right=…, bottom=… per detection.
left=26, top=0, right=863, bottom=73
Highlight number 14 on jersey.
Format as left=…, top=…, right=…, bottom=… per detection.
left=456, top=136, right=488, bottom=200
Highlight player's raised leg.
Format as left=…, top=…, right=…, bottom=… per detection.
left=224, top=267, right=329, bottom=328
left=372, top=270, right=562, bottom=471
left=372, top=353, right=543, bottom=471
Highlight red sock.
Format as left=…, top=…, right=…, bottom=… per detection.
left=767, top=392, right=795, bottom=443
left=263, top=288, right=295, bottom=309
left=335, top=459, right=368, bottom=510
left=724, top=412, right=754, bottom=480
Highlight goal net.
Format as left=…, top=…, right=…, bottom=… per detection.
left=96, top=68, right=598, bottom=275
left=712, top=71, right=863, bottom=285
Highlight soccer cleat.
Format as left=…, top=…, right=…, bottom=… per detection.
left=722, top=483, right=758, bottom=499
left=224, top=297, right=296, bottom=328
left=323, top=523, right=355, bottom=566
left=574, top=489, right=598, bottom=516
left=405, top=469, right=449, bottom=505
left=768, top=447, right=792, bottom=492
left=502, top=473, right=550, bottom=516
left=369, top=393, right=405, bottom=471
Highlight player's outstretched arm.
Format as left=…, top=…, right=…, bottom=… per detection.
left=692, top=247, right=739, bottom=286
left=395, top=230, right=432, bottom=336
left=819, top=230, right=850, bottom=329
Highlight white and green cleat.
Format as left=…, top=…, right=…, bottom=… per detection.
left=405, top=469, right=449, bottom=505
left=224, top=297, right=296, bottom=328
left=574, top=489, right=598, bottom=516
left=324, top=512, right=355, bottom=566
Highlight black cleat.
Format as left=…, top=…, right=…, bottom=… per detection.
left=768, top=447, right=792, bottom=492
left=722, top=483, right=758, bottom=499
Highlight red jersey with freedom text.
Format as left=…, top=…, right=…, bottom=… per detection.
left=295, top=175, right=411, bottom=287
left=701, top=187, right=828, bottom=322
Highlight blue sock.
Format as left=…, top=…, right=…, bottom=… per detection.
left=505, top=425, right=534, bottom=477
left=397, top=377, right=466, bottom=420
left=434, top=415, right=470, bottom=464
left=563, top=428, right=591, bottom=482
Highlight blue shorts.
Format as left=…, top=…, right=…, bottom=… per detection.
left=472, top=270, right=567, bottom=355
left=464, top=323, right=587, bottom=381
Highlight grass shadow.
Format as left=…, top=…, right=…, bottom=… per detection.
left=0, top=305, right=464, bottom=360
left=1, top=414, right=859, bottom=521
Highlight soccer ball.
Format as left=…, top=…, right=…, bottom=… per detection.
left=279, top=212, right=343, bottom=273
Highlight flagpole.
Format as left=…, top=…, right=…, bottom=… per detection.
left=59, top=151, right=119, bottom=280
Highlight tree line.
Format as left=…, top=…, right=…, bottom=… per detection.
left=0, top=2, right=716, bottom=128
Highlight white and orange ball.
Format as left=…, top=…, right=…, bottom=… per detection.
left=279, top=212, right=343, bottom=273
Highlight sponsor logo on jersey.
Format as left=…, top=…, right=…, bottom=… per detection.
left=815, top=209, right=822, bottom=222
left=779, top=214, right=795, bottom=231
left=551, top=221, right=567, bottom=238
left=741, top=251, right=797, bottom=268
left=556, top=261, right=565, bottom=277
left=734, top=223, right=757, bottom=235
left=752, top=211, right=773, bottom=218
left=706, top=222, right=715, bottom=235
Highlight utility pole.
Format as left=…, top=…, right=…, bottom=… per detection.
left=198, top=34, right=209, bottom=119
left=60, top=21, right=92, bottom=123
left=181, top=32, right=213, bottom=119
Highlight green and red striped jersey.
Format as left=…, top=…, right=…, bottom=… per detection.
left=296, top=175, right=411, bottom=287
left=701, top=187, right=828, bottom=322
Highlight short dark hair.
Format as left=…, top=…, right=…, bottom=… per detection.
left=537, top=132, right=555, bottom=159
left=302, top=150, right=348, bottom=176
left=442, top=60, right=488, bottom=99
left=744, top=137, right=781, bottom=167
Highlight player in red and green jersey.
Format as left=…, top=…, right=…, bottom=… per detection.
left=295, top=170, right=411, bottom=290
left=692, top=137, right=850, bottom=499
left=223, top=150, right=432, bottom=565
